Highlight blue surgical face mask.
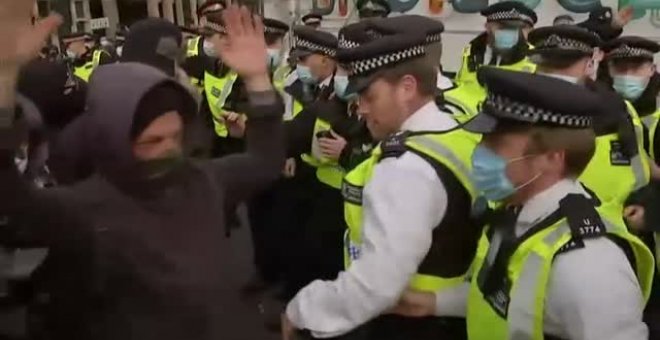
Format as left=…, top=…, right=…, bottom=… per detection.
left=493, top=29, right=520, bottom=50
left=267, top=48, right=281, bottom=69
left=471, top=145, right=541, bottom=201
left=333, top=75, right=356, bottom=101
left=296, top=65, right=317, bottom=85
left=612, top=75, right=649, bottom=101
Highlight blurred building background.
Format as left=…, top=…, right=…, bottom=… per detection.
left=36, top=0, right=294, bottom=39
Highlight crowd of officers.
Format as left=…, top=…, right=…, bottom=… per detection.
left=1, top=0, right=660, bottom=339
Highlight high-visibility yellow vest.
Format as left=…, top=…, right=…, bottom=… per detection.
left=641, top=109, right=660, bottom=162
left=448, top=46, right=536, bottom=123
left=455, top=44, right=537, bottom=88
left=626, top=101, right=646, bottom=148
left=467, top=200, right=654, bottom=340
left=274, top=78, right=303, bottom=121
left=204, top=70, right=238, bottom=138
left=300, top=118, right=346, bottom=189
left=342, top=129, right=479, bottom=292
left=185, top=36, right=205, bottom=94
left=579, top=133, right=650, bottom=214
left=74, top=50, right=107, bottom=83
left=443, top=83, right=484, bottom=123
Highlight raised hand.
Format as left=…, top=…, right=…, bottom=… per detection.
left=613, top=6, right=634, bottom=29
left=0, top=1, right=62, bottom=71
left=213, top=3, right=268, bottom=82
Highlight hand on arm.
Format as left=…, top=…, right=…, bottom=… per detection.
left=319, top=130, right=347, bottom=161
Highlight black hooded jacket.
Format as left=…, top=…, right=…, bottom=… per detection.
left=0, top=63, right=285, bottom=340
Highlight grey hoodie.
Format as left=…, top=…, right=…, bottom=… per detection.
left=0, top=63, right=285, bottom=340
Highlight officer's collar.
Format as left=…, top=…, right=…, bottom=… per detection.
left=517, top=178, right=590, bottom=231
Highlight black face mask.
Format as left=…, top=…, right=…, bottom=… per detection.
left=137, top=152, right=185, bottom=180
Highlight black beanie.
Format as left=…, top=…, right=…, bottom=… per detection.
left=121, top=18, right=183, bottom=76
left=131, top=84, right=190, bottom=140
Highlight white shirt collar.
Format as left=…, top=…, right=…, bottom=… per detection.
left=516, top=178, right=590, bottom=235
left=400, top=100, right=458, bottom=132
left=437, top=72, right=455, bottom=90
left=320, top=76, right=332, bottom=87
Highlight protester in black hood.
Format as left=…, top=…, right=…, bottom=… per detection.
left=122, top=18, right=183, bottom=77
left=0, top=5, right=285, bottom=340
left=17, top=59, right=90, bottom=184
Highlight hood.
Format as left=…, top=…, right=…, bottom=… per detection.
left=85, top=63, right=196, bottom=182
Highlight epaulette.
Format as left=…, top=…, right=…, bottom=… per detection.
left=557, top=194, right=607, bottom=254
left=378, top=131, right=410, bottom=160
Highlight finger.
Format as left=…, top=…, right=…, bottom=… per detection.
left=252, top=14, right=265, bottom=37
left=28, top=14, right=62, bottom=46
left=223, top=4, right=243, bottom=37
left=329, top=130, right=340, bottom=139
left=239, top=6, right=253, bottom=36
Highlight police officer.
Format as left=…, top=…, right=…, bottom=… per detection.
left=392, top=68, right=654, bottom=340
left=61, top=32, right=113, bottom=82
left=302, top=13, right=323, bottom=29
left=368, top=15, right=468, bottom=118
left=282, top=28, right=482, bottom=340
left=356, top=0, right=390, bottom=20
left=181, top=0, right=226, bottom=92
left=604, top=36, right=660, bottom=160
left=114, top=27, right=127, bottom=58
left=527, top=25, right=652, bottom=215
left=450, top=1, right=537, bottom=119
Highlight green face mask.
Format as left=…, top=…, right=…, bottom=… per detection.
left=138, top=152, right=185, bottom=179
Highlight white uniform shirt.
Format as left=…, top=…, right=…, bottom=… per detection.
left=286, top=101, right=458, bottom=338
left=437, top=72, right=454, bottom=91
left=434, top=179, right=649, bottom=340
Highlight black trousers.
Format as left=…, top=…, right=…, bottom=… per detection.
left=247, top=178, right=292, bottom=283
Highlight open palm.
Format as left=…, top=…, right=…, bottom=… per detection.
left=213, top=4, right=268, bottom=79
left=0, top=0, right=61, bottom=69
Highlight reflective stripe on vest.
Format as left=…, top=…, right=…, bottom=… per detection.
left=204, top=71, right=238, bottom=137
left=301, top=118, right=345, bottom=189
left=467, top=213, right=654, bottom=340
left=579, top=132, right=650, bottom=209
left=642, top=111, right=660, bottom=161
left=626, top=101, right=646, bottom=147
left=275, top=80, right=303, bottom=121
left=342, top=129, right=479, bottom=292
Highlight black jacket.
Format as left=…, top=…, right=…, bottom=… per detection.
left=0, top=63, right=285, bottom=340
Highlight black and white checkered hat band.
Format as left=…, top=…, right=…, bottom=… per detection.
left=339, top=35, right=360, bottom=50
left=201, top=3, right=224, bottom=14
left=265, top=26, right=287, bottom=35
left=203, top=22, right=225, bottom=34
left=536, top=34, right=593, bottom=53
left=295, top=37, right=336, bottom=57
left=427, top=33, right=442, bottom=44
left=485, top=93, right=592, bottom=128
left=350, top=44, right=425, bottom=76
left=608, top=44, right=655, bottom=59
left=487, top=9, right=534, bottom=25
